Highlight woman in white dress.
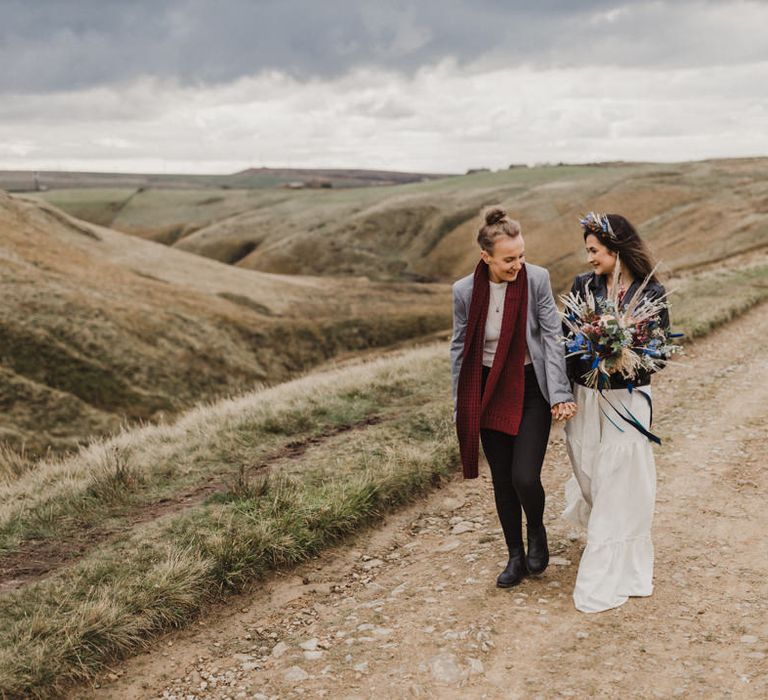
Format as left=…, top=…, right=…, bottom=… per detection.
left=563, top=213, right=669, bottom=613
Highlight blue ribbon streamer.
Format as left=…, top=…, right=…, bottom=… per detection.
left=599, top=388, right=661, bottom=445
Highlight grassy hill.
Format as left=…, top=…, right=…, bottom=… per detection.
left=1, top=156, right=768, bottom=695
left=0, top=191, right=450, bottom=457
left=33, top=159, right=768, bottom=289
left=179, top=158, right=767, bottom=287
left=9, top=157, right=767, bottom=458
left=2, top=265, right=768, bottom=696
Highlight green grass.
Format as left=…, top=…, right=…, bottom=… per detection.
left=0, top=349, right=455, bottom=698
left=37, top=188, right=139, bottom=227
left=0, top=347, right=445, bottom=555
left=669, top=264, right=768, bottom=338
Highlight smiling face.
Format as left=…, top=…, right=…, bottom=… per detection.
left=585, top=233, right=617, bottom=277
left=481, top=235, right=525, bottom=283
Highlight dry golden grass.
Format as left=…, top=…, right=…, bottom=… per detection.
left=0, top=191, right=450, bottom=456
left=0, top=345, right=442, bottom=546
left=38, top=159, right=768, bottom=290
left=0, top=345, right=455, bottom=698
left=667, top=252, right=768, bottom=338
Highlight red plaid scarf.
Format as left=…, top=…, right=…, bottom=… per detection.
left=456, top=261, right=528, bottom=479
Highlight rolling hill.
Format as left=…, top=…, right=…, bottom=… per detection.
left=173, top=158, right=768, bottom=287
left=0, top=191, right=449, bottom=456
left=7, top=157, right=767, bottom=455
left=1, top=159, right=767, bottom=698
left=33, top=159, right=768, bottom=289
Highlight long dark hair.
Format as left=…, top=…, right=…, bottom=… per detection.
left=583, top=214, right=658, bottom=283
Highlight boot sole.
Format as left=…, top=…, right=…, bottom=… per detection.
left=526, top=556, right=549, bottom=577
left=496, top=578, right=524, bottom=588
left=496, top=570, right=528, bottom=588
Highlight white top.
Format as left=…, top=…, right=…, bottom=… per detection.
left=483, top=280, right=532, bottom=367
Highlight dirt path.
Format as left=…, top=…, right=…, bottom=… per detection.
left=80, top=302, right=768, bottom=700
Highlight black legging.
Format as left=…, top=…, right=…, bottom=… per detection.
left=480, top=364, right=551, bottom=551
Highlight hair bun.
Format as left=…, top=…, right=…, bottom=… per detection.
left=485, top=207, right=507, bottom=226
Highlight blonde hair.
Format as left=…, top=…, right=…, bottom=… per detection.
left=477, top=206, right=521, bottom=252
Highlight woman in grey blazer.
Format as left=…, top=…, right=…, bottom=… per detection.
left=451, top=206, right=576, bottom=587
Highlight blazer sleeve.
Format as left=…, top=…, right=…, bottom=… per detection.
left=450, top=284, right=468, bottom=414
left=538, top=270, right=574, bottom=405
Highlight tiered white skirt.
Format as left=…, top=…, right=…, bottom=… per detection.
left=563, top=384, right=656, bottom=613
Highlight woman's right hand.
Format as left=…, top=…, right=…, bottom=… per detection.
left=552, top=402, right=578, bottom=421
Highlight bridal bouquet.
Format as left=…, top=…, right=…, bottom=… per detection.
left=560, top=263, right=683, bottom=390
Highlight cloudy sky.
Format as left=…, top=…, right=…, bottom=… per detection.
left=1, top=0, right=767, bottom=174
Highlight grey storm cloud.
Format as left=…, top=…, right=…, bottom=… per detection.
left=2, top=0, right=764, bottom=93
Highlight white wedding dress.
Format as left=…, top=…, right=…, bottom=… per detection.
left=563, top=383, right=656, bottom=613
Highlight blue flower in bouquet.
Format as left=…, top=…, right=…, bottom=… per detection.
left=560, top=258, right=683, bottom=389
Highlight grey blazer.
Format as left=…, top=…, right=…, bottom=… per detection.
left=450, top=262, right=574, bottom=410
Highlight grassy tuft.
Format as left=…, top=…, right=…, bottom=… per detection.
left=85, top=446, right=144, bottom=503
left=0, top=444, right=33, bottom=484
left=0, top=547, right=215, bottom=698
left=217, top=467, right=272, bottom=503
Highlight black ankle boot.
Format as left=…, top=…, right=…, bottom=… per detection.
left=526, top=524, right=549, bottom=575
left=496, top=546, right=527, bottom=588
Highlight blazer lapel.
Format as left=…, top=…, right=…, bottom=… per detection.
left=461, top=279, right=482, bottom=358
left=525, top=264, right=535, bottom=357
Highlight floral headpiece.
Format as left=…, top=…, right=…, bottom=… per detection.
left=579, top=211, right=617, bottom=242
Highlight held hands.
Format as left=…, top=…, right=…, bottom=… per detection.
left=551, top=401, right=578, bottom=421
